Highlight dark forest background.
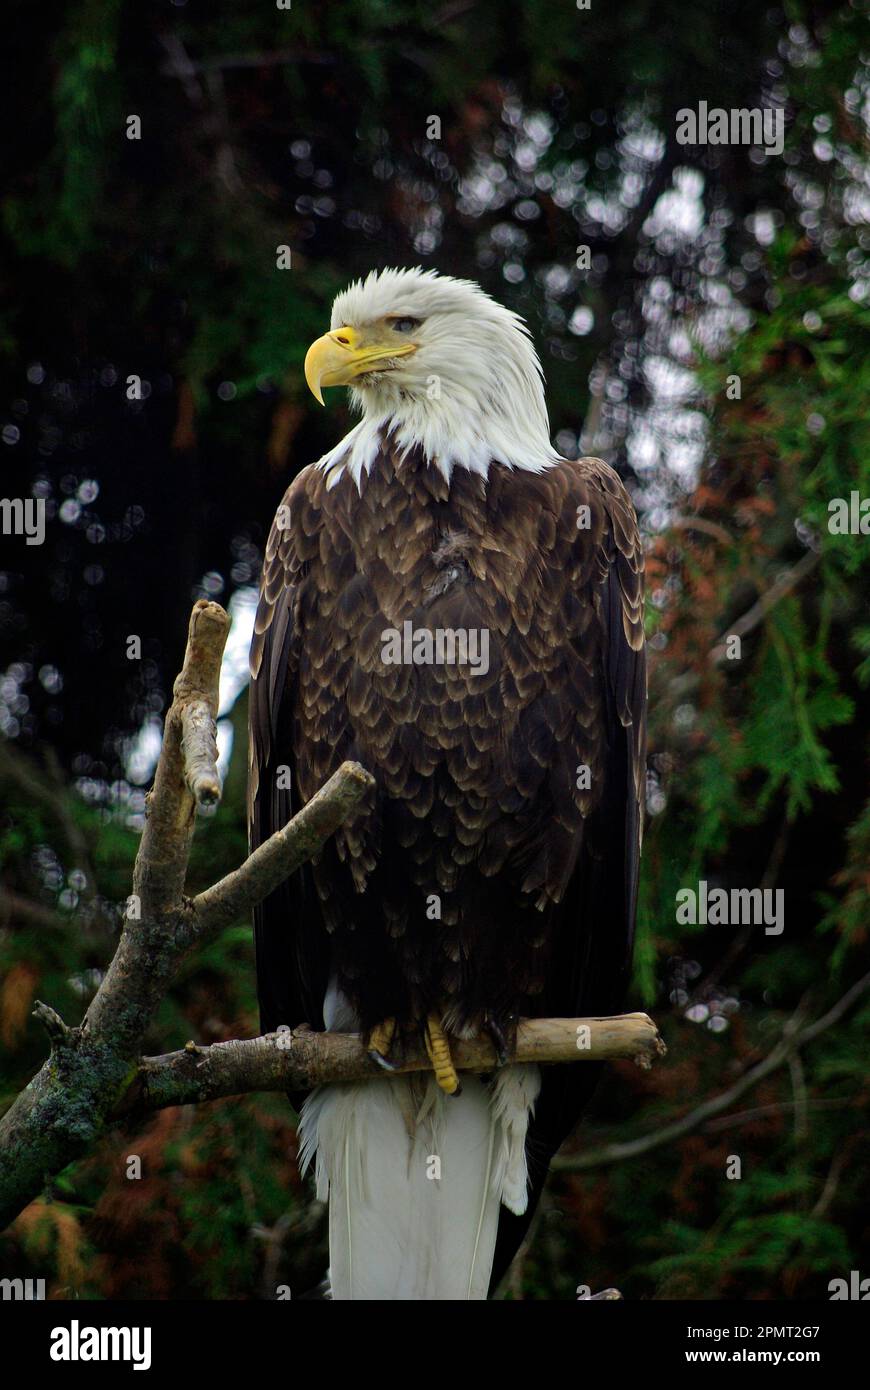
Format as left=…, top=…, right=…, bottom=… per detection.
left=0, top=0, right=868, bottom=1298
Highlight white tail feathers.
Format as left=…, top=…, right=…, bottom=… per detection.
left=490, top=1065, right=542, bottom=1215
left=298, top=1064, right=540, bottom=1300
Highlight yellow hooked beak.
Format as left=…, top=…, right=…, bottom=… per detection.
left=304, top=325, right=417, bottom=405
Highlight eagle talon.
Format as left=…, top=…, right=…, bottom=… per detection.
left=425, top=1014, right=462, bottom=1096
left=483, top=1014, right=511, bottom=1068
left=367, top=1018, right=398, bottom=1071
left=368, top=1049, right=400, bottom=1073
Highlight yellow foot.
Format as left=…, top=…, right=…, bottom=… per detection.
left=367, top=1017, right=398, bottom=1072
left=425, top=1014, right=462, bottom=1097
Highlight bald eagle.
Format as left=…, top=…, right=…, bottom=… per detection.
left=248, top=268, right=646, bottom=1300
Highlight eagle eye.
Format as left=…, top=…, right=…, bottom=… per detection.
left=390, top=316, right=422, bottom=333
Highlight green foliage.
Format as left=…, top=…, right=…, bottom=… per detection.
left=743, top=598, right=853, bottom=817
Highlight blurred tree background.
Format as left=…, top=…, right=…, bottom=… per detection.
left=1, top=0, right=868, bottom=1298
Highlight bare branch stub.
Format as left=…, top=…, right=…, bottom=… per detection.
left=31, top=1000, right=74, bottom=1051
left=190, top=760, right=376, bottom=936
left=132, top=599, right=230, bottom=921
left=181, top=698, right=222, bottom=809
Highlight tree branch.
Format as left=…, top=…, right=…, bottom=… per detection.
left=552, top=972, right=870, bottom=1172
left=119, top=1013, right=665, bottom=1116
left=129, top=599, right=229, bottom=923
left=0, top=888, right=69, bottom=934
left=190, top=762, right=374, bottom=937
left=181, top=698, right=222, bottom=809
left=0, top=602, right=374, bottom=1232
left=0, top=742, right=95, bottom=896
left=707, top=549, right=820, bottom=666
left=662, top=548, right=820, bottom=702
left=32, top=1000, right=74, bottom=1052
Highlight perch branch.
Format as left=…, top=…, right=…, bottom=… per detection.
left=120, top=1013, right=666, bottom=1115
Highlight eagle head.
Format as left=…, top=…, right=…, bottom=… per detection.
left=304, top=267, right=559, bottom=483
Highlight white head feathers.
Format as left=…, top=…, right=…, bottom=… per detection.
left=315, top=267, right=560, bottom=489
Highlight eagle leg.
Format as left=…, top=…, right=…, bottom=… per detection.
left=425, top=1014, right=462, bottom=1097
left=367, top=1017, right=399, bottom=1072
